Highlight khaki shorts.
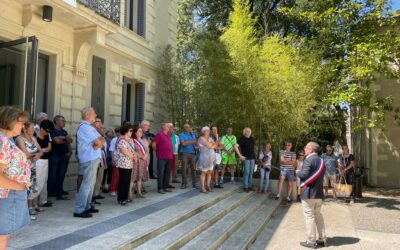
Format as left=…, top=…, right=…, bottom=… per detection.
left=324, top=175, right=337, bottom=187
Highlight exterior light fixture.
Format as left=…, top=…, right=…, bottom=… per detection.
left=42, top=5, right=53, bottom=22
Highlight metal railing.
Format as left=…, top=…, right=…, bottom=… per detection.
left=78, top=0, right=121, bottom=24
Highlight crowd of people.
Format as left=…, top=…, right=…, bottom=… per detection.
left=0, top=105, right=356, bottom=248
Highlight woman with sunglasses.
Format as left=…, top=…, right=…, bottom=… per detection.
left=35, top=120, right=55, bottom=209
left=114, top=125, right=136, bottom=205
left=0, top=106, right=30, bottom=249
left=338, top=145, right=355, bottom=203
left=16, top=121, right=44, bottom=220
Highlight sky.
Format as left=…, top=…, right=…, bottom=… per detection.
left=392, top=0, right=400, bottom=11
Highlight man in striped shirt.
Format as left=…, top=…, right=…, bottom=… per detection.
left=276, top=142, right=296, bottom=204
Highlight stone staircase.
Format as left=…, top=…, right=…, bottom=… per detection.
left=115, top=185, right=280, bottom=250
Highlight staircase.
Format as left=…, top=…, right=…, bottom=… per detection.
left=118, top=185, right=279, bottom=250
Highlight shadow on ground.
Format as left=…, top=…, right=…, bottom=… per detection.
left=355, top=197, right=400, bottom=211
left=363, top=187, right=400, bottom=197
left=328, top=236, right=360, bottom=246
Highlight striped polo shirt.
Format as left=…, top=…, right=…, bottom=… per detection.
left=279, top=150, right=296, bottom=170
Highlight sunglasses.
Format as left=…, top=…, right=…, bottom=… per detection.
left=299, top=154, right=304, bottom=156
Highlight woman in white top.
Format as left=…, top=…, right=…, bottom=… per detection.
left=258, top=144, right=272, bottom=193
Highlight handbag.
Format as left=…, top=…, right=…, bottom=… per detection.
left=335, top=175, right=352, bottom=198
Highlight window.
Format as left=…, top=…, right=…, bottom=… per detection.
left=121, top=79, right=145, bottom=124
left=124, top=0, right=146, bottom=37
left=134, top=83, right=145, bottom=124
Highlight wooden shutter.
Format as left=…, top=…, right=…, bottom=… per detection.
left=134, top=83, right=145, bottom=124
left=125, top=0, right=133, bottom=30
left=137, top=0, right=146, bottom=37
left=91, top=56, right=106, bottom=119
left=121, top=77, right=132, bottom=123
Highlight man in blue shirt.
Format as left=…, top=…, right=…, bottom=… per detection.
left=321, top=145, right=338, bottom=199
left=178, top=123, right=197, bottom=189
left=74, top=107, right=105, bottom=218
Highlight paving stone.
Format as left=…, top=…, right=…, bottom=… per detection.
left=181, top=193, right=274, bottom=250
left=136, top=192, right=255, bottom=250
left=218, top=198, right=280, bottom=250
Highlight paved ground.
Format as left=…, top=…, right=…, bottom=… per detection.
left=7, top=178, right=204, bottom=249
left=263, top=188, right=400, bottom=250
left=351, top=188, right=400, bottom=234
left=7, top=179, right=399, bottom=250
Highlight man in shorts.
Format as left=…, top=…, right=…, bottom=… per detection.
left=221, top=127, right=237, bottom=184
left=276, top=142, right=296, bottom=204
left=321, top=145, right=338, bottom=199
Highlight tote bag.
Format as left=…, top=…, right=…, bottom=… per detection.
left=335, top=175, right=352, bottom=198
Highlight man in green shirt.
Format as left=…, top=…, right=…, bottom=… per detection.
left=221, top=127, right=237, bottom=184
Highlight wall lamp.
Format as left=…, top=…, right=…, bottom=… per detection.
left=42, top=5, right=53, bottom=22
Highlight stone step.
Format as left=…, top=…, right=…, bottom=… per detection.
left=66, top=184, right=242, bottom=250
left=135, top=191, right=255, bottom=250
left=181, top=193, right=272, bottom=250
left=249, top=206, right=289, bottom=250
left=217, top=198, right=280, bottom=250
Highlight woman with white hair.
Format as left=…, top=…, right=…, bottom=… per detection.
left=197, top=126, right=219, bottom=193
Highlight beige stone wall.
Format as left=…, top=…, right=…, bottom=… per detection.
left=0, top=0, right=177, bottom=182
left=365, top=76, right=400, bottom=188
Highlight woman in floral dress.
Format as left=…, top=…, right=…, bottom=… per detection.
left=16, top=121, right=43, bottom=219
left=0, top=106, right=30, bottom=249
left=114, top=125, right=135, bottom=205
left=130, top=125, right=149, bottom=198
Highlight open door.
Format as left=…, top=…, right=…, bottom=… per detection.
left=0, top=36, right=38, bottom=116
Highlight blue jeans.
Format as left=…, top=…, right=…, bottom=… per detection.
left=0, top=190, right=30, bottom=235
left=74, top=159, right=100, bottom=214
left=242, top=159, right=255, bottom=189
left=48, top=154, right=66, bottom=197
left=259, top=167, right=270, bottom=191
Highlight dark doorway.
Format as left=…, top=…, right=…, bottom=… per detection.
left=0, top=36, right=38, bottom=115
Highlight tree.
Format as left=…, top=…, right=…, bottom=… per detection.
left=221, top=0, right=319, bottom=151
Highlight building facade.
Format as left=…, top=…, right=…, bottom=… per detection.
left=0, top=0, right=177, bottom=127
left=353, top=75, right=400, bottom=188
left=0, top=0, right=177, bottom=184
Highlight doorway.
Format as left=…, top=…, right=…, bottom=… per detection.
left=0, top=36, right=38, bottom=115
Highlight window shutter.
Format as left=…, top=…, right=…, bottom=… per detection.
left=137, top=0, right=146, bottom=37
left=125, top=0, right=132, bottom=30
left=91, top=56, right=106, bottom=120
left=134, top=83, right=145, bottom=124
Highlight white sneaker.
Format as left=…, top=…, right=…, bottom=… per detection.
left=30, top=215, right=37, bottom=220
left=109, top=192, right=116, bottom=197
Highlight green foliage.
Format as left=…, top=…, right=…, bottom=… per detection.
left=280, top=0, right=400, bottom=131
left=156, top=0, right=400, bottom=152
left=221, top=0, right=318, bottom=148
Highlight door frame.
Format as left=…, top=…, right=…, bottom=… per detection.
left=0, top=36, right=38, bottom=115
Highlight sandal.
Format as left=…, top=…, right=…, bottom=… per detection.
left=126, top=199, right=133, bottom=203
left=200, top=190, right=208, bottom=193
left=118, top=201, right=127, bottom=206
left=206, top=187, right=214, bottom=192
left=137, top=193, right=144, bottom=198
left=29, top=208, right=38, bottom=215
left=35, top=207, right=45, bottom=212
